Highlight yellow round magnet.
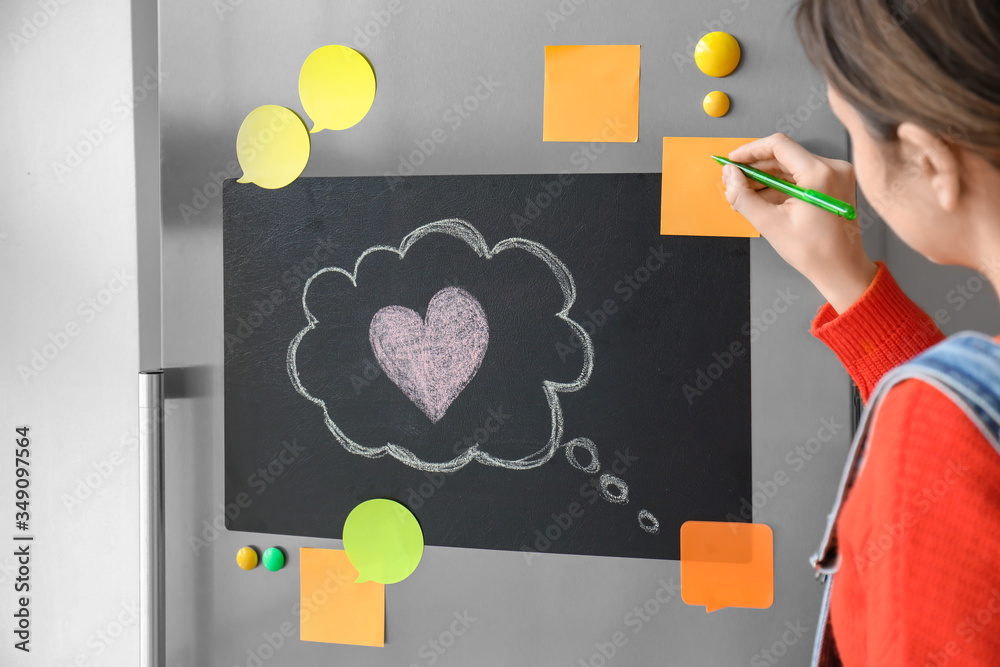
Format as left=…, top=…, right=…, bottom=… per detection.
left=695, top=32, right=741, bottom=78
left=236, top=546, right=258, bottom=570
left=703, top=91, right=731, bottom=117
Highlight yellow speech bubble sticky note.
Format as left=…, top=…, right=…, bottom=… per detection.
left=299, top=45, right=377, bottom=132
left=680, top=521, right=773, bottom=613
left=236, top=105, right=310, bottom=189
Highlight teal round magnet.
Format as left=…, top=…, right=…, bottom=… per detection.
left=262, top=547, right=285, bottom=572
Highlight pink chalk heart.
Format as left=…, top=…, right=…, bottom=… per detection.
left=369, top=287, right=489, bottom=423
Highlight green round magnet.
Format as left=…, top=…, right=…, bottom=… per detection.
left=262, top=547, right=285, bottom=572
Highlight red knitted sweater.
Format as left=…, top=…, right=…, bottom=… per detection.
left=811, top=261, right=1000, bottom=666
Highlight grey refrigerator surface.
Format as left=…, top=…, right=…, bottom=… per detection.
left=160, top=1, right=855, bottom=665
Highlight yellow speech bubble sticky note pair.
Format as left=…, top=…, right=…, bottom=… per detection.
left=237, top=45, right=377, bottom=189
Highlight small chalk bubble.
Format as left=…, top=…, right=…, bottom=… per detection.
left=564, top=438, right=600, bottom=473
left=599, top=473, right=629, bottom=504
left=638, top=510, right=660, bottom=534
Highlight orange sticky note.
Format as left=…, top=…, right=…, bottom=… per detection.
left=661, top=137, right=761, bottom=237
left=299, top=548, right=385, bottom=646
left=680, top=521, right=773, bottom=612
left=543, top=45, right=640, bottom=143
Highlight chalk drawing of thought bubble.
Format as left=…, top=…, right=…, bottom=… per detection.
left=287, top=219, right=594, bottom=473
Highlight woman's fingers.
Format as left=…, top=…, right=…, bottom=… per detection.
left=756, top=188, right=791, bottom=206
left=733, top=158, right=794, bottom=182
left=723, top=169, right=770, bottom=192
left=723, top=165, right=784, bottom=232
left=729, top=133, right=823, bottom=181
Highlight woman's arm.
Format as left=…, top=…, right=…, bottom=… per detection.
left=721, top=134, right=947, bottom=399
left=811, top=261, right=945, bottom=401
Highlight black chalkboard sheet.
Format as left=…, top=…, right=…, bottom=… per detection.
left=223, top=174, right=751, bottom=561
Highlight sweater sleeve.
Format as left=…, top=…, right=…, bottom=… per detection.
left=834, top=380, right=1000, bottom=665
left=810, top=261, right=945, bottom=401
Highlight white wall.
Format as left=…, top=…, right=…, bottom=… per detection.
left=0, top=1, right=142, bottom=664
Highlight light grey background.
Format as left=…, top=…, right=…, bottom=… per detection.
left=3, top=0, right=999, bottom=666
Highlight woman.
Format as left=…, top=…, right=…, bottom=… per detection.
left=723, top=0, right=1000, bottom=664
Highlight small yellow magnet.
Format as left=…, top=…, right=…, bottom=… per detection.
left=236, top=546, right=258, bottom=571
left=703, top=91, right=731, bottom=117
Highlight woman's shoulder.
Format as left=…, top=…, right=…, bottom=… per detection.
left=870, top=377, right=1000, bottom=499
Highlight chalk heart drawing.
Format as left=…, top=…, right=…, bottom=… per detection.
left=369, top=287, right=489, bottom=423
left=287, top=218, right=595, bottom=473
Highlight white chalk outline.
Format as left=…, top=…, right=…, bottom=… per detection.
left=287, top=218, right=595, bottom=473
left=638, top=509, right=660, bottom=534
left=599, top=473, right=629, bottom=504
left=563, top=437, right=600, bottom=473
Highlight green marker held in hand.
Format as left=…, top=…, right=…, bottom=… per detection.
left=712, top=155, right=857, bottom=220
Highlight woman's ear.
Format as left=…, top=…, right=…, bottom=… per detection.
left=897, top=122, right=962, bottom=212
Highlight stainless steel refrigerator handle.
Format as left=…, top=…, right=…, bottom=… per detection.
left=139, top=371, right=165, bottom=667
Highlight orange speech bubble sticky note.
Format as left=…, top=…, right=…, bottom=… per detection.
left=680, top=521, right=773, bottom=612
left=543, top=45, right=640, bottom=143
left=300, top=548, right=385, bottom=646
left=661, top=137, right=761, bottom=237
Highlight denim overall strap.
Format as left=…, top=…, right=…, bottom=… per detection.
left=809, top=331, right=1000, bottom=667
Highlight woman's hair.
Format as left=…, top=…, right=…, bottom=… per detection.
left=796, top=0, right=1000, bottom=167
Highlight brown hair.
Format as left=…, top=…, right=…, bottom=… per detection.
left=796, top=0, right=1000, bottom=167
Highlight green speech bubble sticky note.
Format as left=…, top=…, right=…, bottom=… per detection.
left=343, top=499, right=423, bottom=585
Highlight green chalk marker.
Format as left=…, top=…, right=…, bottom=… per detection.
left=712, top=155, right=857, bottom=221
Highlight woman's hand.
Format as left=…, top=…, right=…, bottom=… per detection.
left=724, top=133, right=878, bottom=314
